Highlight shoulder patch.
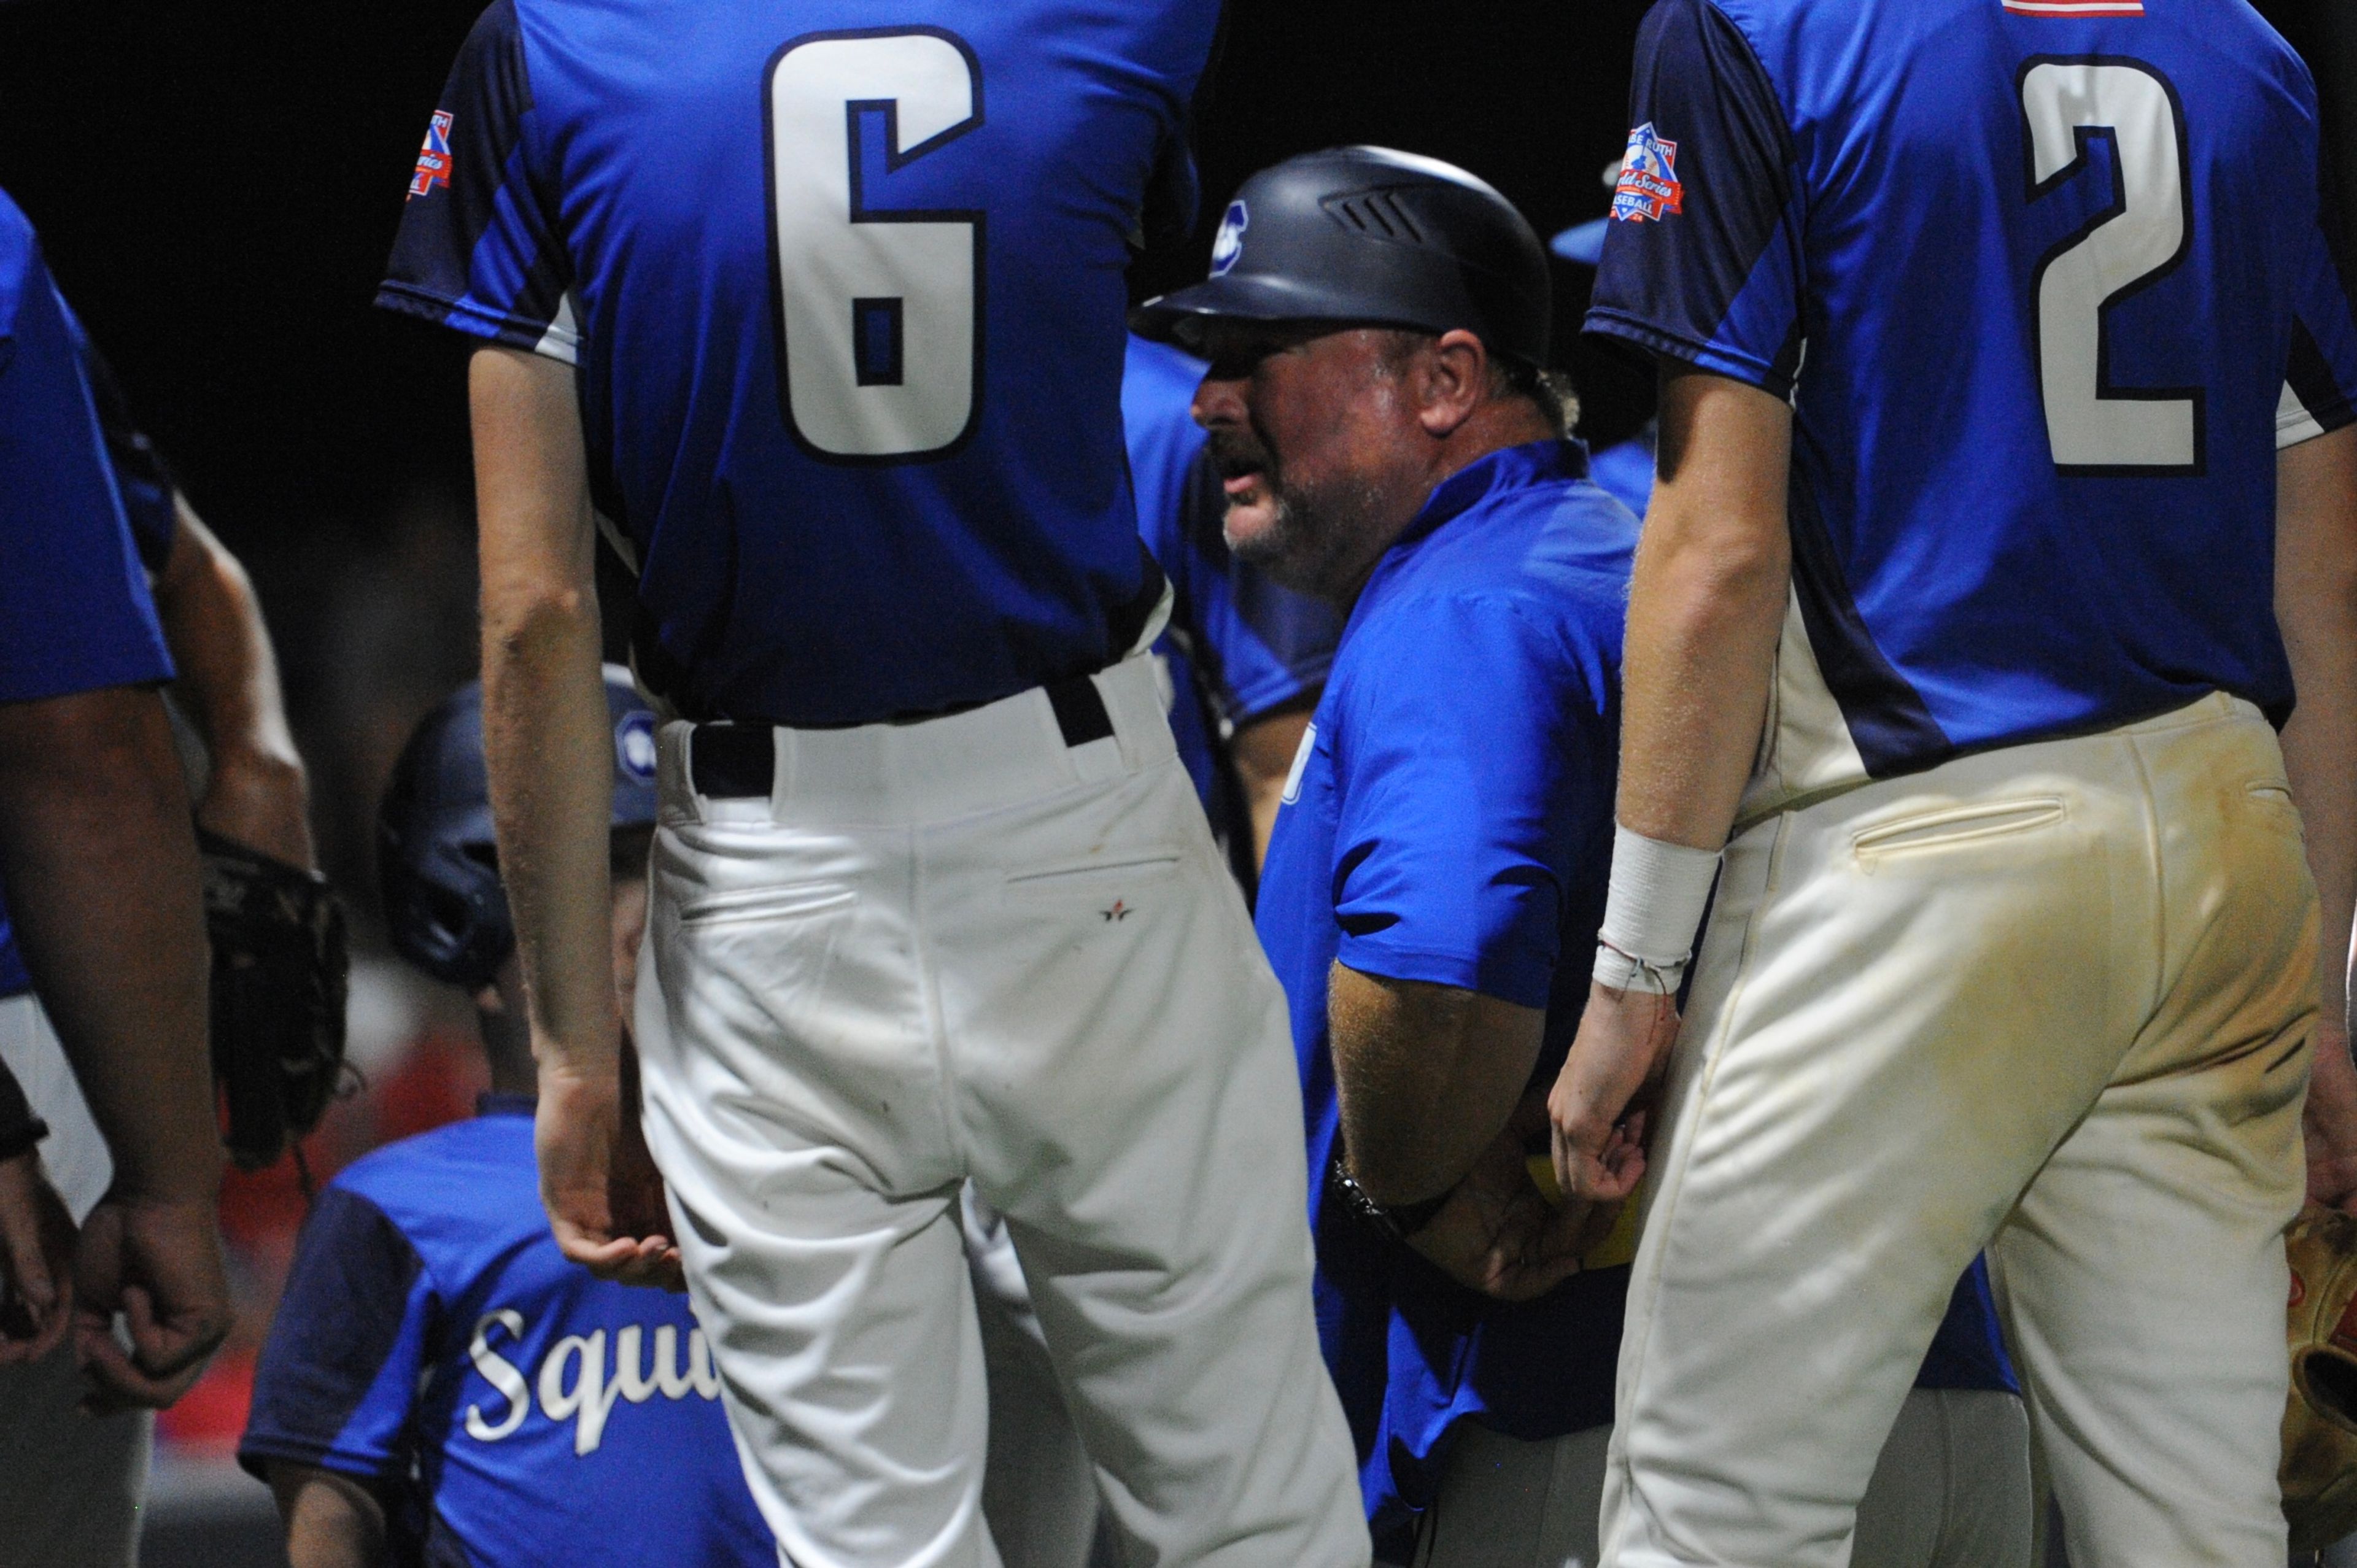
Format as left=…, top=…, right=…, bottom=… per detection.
left=1611, top=124, right=1684, bottom=225
left=409, top=110, right=455, bottom=201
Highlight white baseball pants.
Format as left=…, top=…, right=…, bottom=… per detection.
left=1601, top=693, right=2312, bottom=1568
left=633, top=654, right=1369, bottom=1568
left=1414, top=1388, right=2030, bottom=1568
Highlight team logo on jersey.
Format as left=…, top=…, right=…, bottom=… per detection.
left=1611, top=125, right=1684, bottom=224
left=2001, top=0, right=2143, bottom=15
left=1210, top=201, right=1250, bottom=277
left=409, top=110, right=455, bottom=201
left=616, top=712, right=658, bottom=782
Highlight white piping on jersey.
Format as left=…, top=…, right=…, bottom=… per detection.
left=1736, top=587, right=1871, bottom=830
left=2278, top=378, right=2331, bottom=450
left=531, top=292, right=582, bottom=368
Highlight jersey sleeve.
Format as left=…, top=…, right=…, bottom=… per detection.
left=238, top=1184, right=436, bottom=1488
left=376, top=0, right=579, bottom=365
left=1583, top=0, right=1806, bottom=397
left=1328, top=593, right=1615, bottom=1010
left=2277, top=168, right=2357, bottom=448
left=0, top=206, right=172, bottom=706
left=63, top=309, right=179, bottom=573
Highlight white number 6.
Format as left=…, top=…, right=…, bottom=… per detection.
left=767, top=29, right=981, bottom=462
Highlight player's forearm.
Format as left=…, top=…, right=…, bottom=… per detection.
left=269, top=1464, right=389, bottom=1568
left=1328, top=964, right=1544, bottom=1206
left=2278, top=427, right=2357, bottom=1057
left=0, top=687, right=219, bottom=1203
left=471, top=345, right=618, bottom=1077
left=1614, top=371, right=1792, bottom=852
left=154, top=503, right=314, bottom=868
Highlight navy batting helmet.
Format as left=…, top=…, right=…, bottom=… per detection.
left=1131, top=145, right=1551, bottom=366
left=378, top=665, right=660, bottom=991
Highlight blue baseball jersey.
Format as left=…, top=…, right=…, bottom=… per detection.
left=61, top=304, right=179, bottom=574
left=1585, top=424, right=1657, bottom=520
left=239, top=1099, right=772, bottom=1567
left=1255, top=442, right=2011, bottom=1543
left=0, top=191, right=173, bottom=1001
left=1122, top=334, right=1340, bottom=854
left=1588, top=0, right=2357, bottom=810
left=380, top=0, right=1220, bottom=727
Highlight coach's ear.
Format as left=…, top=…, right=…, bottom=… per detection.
left=1412, top=329, right=1489, bottom=440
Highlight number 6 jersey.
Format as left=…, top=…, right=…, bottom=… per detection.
left=379, top=0, right=1220, bottom=727
left=1587, top=0, right=2357, bottom=814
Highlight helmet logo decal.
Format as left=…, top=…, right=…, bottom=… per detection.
left=616, top=712, right=659, bottom=782
left=1210, top=200, right=1249, bottom=277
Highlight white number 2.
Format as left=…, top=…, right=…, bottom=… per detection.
left=768, top=30, right=981, bottom=462
left=2021, top=60, right=2202, bottom=473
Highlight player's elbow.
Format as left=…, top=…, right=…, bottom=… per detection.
left=480, top=579, right=595, bottom=669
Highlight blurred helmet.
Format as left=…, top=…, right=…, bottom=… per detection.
left=377, top=665, right=660, bottom=990
left=1131, top=145, right=1551, bottom=366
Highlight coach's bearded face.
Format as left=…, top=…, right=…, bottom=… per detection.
left=1192, top=325, right=1431, bottom=606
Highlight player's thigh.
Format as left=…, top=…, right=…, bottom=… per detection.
left=1849, top=1388, right=2032, bottom=1568
left=927, top=764, right=1365, bottom=1564
left=1415, top=1421, right=1610, bottom=1568
left=0, top=1343, right=149, bottom=1568
left=1606, top=740, right=2152, bottom=1567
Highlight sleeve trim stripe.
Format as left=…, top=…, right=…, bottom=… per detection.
left=1583, top=309, right=1796, bottom=400
left=374, top=284, right=579, bottom=365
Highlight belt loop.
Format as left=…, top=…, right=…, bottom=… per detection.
left=1045, top=674, right=1115, bottom=748
left=690, top=722, right=779, bottom=799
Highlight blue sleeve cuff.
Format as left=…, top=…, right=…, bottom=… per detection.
left=1582, top=309, right=1795, bottom=401
left=1335, top=934, right=1559, bottom=1012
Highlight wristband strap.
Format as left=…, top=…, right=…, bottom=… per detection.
left=1326, top=1150, right=1450, bottom=1243
left=1594, top=824, right=1720, bottom=993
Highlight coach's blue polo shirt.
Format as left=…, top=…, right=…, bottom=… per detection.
left=1256, top=439, right=2013, bottom=1549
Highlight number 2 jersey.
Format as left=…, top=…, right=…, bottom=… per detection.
left=1588, top=0, right=2357, bottom=814
left=379, top=0, right=1221, bottom=726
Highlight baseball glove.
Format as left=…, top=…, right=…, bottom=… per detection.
left=198, top=827, right=350, bottom=1172
left=2285, top=1203, right=2357, bottom=1550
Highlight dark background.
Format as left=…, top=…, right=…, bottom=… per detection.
left=0, top=0, right=2350, bottom=882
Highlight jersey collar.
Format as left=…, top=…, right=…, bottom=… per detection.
left=477, top=1093, right=536, bottom=1119
left=1395, top=438, right=1593, bottom=552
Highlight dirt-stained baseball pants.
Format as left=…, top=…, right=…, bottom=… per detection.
left=633, top=653, right=1369, bottom=1568
left=1601, top=693, right=2312, bottom=1568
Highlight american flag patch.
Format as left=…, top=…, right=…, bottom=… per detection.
left=2003, top=0, right=2145, bottom=15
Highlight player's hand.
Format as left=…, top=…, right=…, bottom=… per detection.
left=536, top=1044, right=684, bottom=1292
left=1549, top=980, right=1680, bottom=1203
left=1409, top=1094, right=1621, bottom=1301
left=0, top=1149, right=76, bottom=1364
left=71, top=1191, right=231, bottom=1412
left=2305, top=1015, right=2357, bottom=1214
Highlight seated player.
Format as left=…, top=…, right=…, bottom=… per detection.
left=238, top=672, right=771, bottom=1568
left=1134, top=145, right=2031, bottom=1568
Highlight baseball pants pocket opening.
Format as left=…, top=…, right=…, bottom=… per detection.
left=674, top=882, right=856, bottom=927
left=1849, top=797, right=2065, bottom=861
left=1000, top=850, right=1183, bottom=901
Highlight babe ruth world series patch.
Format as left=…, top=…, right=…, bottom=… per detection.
left=1611, top=125, right=1682, bottom=224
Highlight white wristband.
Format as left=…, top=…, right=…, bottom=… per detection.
left=1593, top=824, right=1720, bottom=994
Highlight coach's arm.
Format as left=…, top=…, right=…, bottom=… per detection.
left=2277, top=422, right=2357, bottom=1212
left=1330, top=965, right=1597, bottom=1300
left=470, top=344, right=679, bottom=1288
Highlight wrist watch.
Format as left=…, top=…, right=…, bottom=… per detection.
left=1326, top=1149, right=1451, bottom=1243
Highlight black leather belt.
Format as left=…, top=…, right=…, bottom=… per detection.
left=689, top=672, right=1115, bottom=800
